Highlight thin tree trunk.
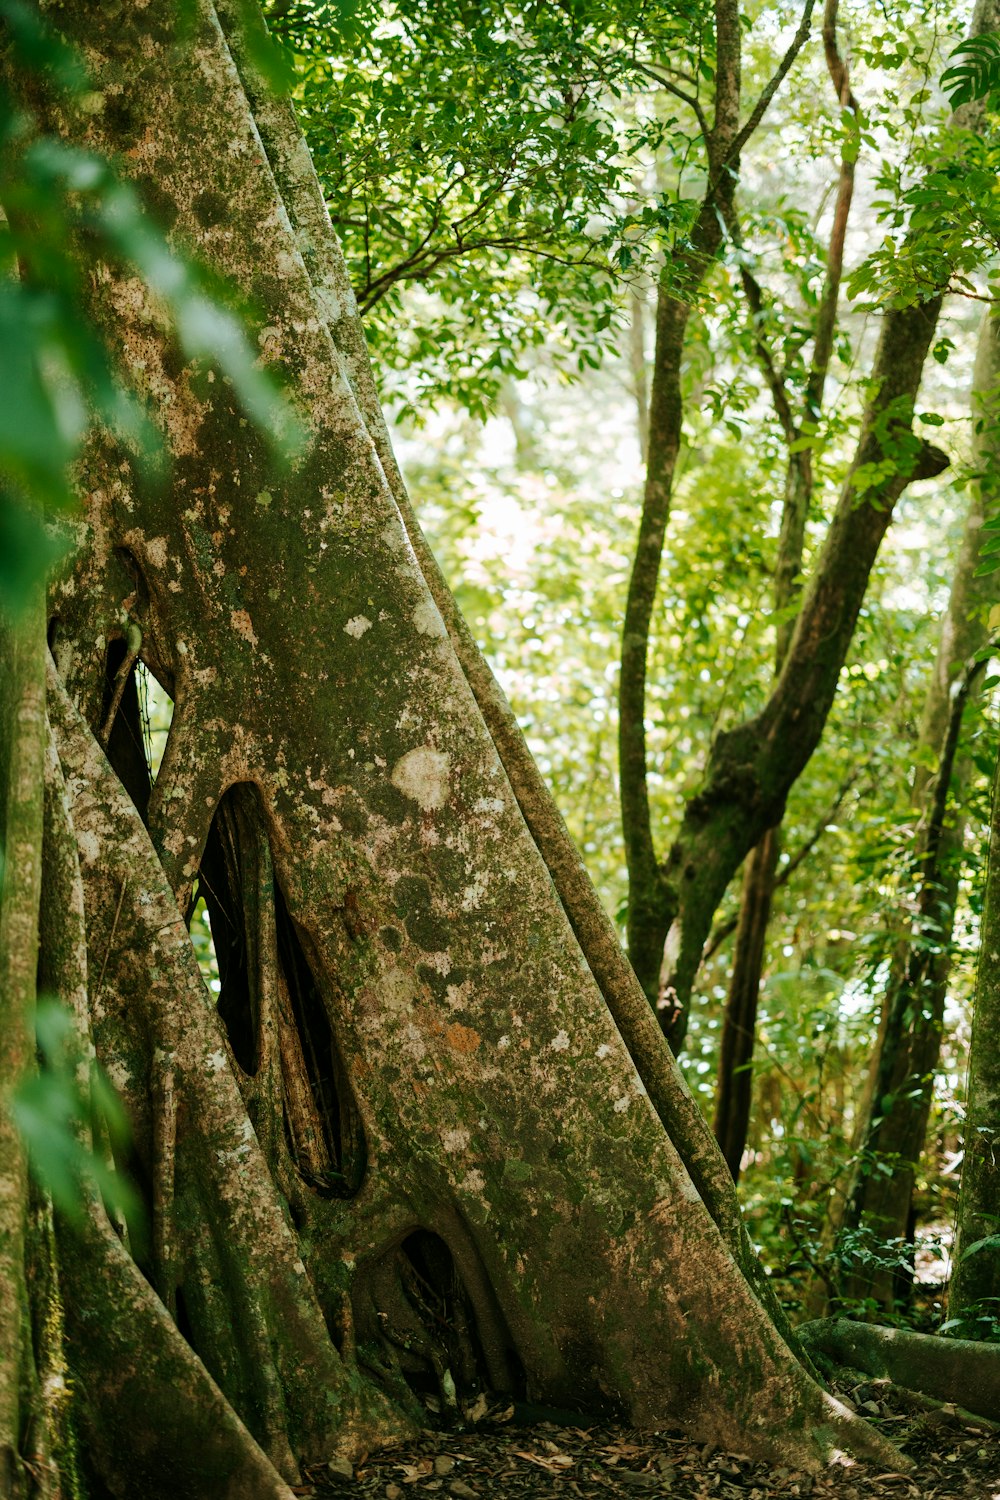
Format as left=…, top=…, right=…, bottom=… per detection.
left=712, top=0, right=856, bottom=1163
left=834, top=308, right=1000, bottom=1314
left=620, top=0, right=818, bottom=1004
left=713, top=824, right=780, bottom=1179
left=951, top=738, right=1000, bottom=1331
left=0, top=588, right=46, bottom=1494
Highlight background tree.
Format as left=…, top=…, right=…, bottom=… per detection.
left=834, top=307, right=999, bottom=1314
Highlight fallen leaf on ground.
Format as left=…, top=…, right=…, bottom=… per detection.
left=513, top=1449, right=575, bottom=1472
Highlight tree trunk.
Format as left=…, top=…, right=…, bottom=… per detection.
left=711, top=0, right=857, bottom=1168
left=834, top=308, right=999, bottom=1315
left=950, top=717, right=1000, bottom=1332
left=0, top=2, right=907, bottom=1494
left=0, top=590, right=46, bottom=1491
left=713, top=826, right=780, bottom=1181
left=619, top=0, right=754, bottom=1006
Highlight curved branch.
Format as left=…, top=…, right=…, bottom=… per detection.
left=724, top=0, right=818, bottom=170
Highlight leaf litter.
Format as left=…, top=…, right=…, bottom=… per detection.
left=307, top=1384, right=1000, bottom=1500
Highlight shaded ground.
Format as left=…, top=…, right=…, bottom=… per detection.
left=305, top=1388, right=1000, bottom=1500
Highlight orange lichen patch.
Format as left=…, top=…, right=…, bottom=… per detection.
left=445, top=1023, right=481, bottom=1054
left=231, top=608, right=258, bottom=646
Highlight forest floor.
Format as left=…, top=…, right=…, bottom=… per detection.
left=305, top=1387, right=1000, bottom=1500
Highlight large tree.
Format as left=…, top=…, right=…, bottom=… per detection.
left=2, top=3, right=999, bottom=1497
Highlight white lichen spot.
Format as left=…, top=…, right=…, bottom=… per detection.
left=461, top=874, right=489, bottom=911
left=613, top=1095, right=630, bottom=1114
left=145, top=535, right=169, bottom=568
left=474, top=797, right=506, bottom=815
left=231, top=609, right=258, bottom=647
left=445, top=980, right=472, bottom=1011
left=315, top=284, right=342, bottom=325
left=105, top=1058, right=131, bottom=1092
left=344, top=614, right=372, bottom=639
left=596, top=1043, right=612, bottom=1060
left=442, top=1128, right=470, bottom=1154
left=497, top=1035, right=511, bottom=1051
left=77, top=830, right=100, bottom=866
left=382, top=967, right=415, bottom=1013
left=462, top=1169, right=486, bottom=1194
left=550, top=1030, right=570, bottom=1053
left=403, top=1023, right=427, bottom=1062
left=206, top=1050, right=227, bottom=1073
left=391, top=746, right=451, bottom=811
left=412, top=598, right=446, bottom=638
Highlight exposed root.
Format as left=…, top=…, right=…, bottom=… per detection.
left=46, top=663, right=415, bottom=1476
left=798, top=1318, right=1000, bottom=1422
left=884, top=1382, right=1000, bottom=1433
left=59, top=1200, right=300, bottom=1500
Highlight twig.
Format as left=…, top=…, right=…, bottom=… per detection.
left=99, top=632, right=141, bottom=749
left=93, top=879, right=127, bottom=1004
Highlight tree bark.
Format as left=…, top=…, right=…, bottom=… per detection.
left=0, top=1, right=909, bottom=1492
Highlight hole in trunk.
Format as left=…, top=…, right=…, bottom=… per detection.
left=136, top=660, right=173, bottom=783
left=359, top=1228, right=523, bottom=1417
left=189, top=895, right=222, bottom=1001
left=100, top=644, right=174, bottom=820
left=101, top=640, right=152, bottom=821
left=192, top=789, right=257, bottom=1075
left=191, top=784, right=367, bottom=1197
left=274, top=880, right=366, bottom=1199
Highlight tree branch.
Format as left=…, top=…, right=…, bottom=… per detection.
left=724, top=0, right=818, bottom=169
left=701, top=770, right=860, bottom=963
